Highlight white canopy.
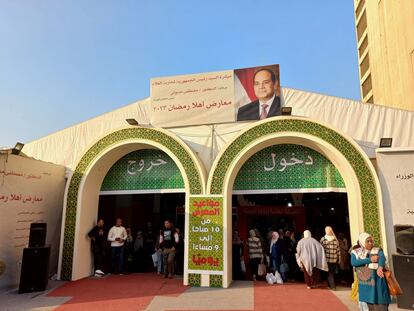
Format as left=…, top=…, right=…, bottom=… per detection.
left=23, top=87, right=414, bottom=171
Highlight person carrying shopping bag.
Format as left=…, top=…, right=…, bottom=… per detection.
left=248, top=229, right=263, bottom=281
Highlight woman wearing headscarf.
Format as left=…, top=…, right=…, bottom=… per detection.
left=296, top=230, right=328, bottom=289
left=248, top=229, right=263, bottom=281
left=351, top=232, right=391, bottom=311
left=269, top=231, right=283, bottom=275
left=320, top=226, right=341, bottom=290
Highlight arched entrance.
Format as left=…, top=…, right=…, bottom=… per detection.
left=207, top=117, right=386, bottom=288
left=231, top=143, right=349, bottom=281
left=58, top=127, right=206, bottom=281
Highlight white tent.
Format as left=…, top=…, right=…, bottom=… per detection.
left=23, top=87, right=414, bottom=171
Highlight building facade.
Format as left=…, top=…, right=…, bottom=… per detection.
left=22, top=86, right=414, bottom=288
left=354, top=0, right=414, bottom=110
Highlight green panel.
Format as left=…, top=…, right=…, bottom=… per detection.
left=209, top=275, right=223, bottom=287
left=188, top=273, right=201, bottom=286
left=188, top=196, right=223, bottom=272
left=234, top=144, right=345, bottom=191
left=101, top=149, right=184, bottom=191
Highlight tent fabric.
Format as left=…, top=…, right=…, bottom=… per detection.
left=23, top=98, right=151, bottom=168
left=22, top=87, right=414, bottom=171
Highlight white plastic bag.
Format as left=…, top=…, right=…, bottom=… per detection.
left=240, top=259, right=246, bottom=273
left=274, top=271, right=283, bottom=284
left=266, top=273, right=275, bottom=284
left=358, top=301, right=369, bottom=311
left=270, top=273, right=277, bottom=284
left=151, top=252, right=158, bottom=267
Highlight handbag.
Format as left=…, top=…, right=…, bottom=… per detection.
left=384, top=268, right=403, bottom=296
left=258, top=263, right=266, bottom=276
left=280, top=257, right=289, bottom=273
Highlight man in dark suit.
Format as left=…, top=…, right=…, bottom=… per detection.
left=237, top=68, right=281, bottom=121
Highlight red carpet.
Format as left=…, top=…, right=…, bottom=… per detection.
left=170, top=283, right=350, bottom=311
left=48, top=274, right=350, bottom=311
left=250, top=282, right=349, bottom=311
left=47, top=273, right=187, bottom=311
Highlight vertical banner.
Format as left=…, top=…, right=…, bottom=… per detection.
left=188, top=196, right=223, bottom=274
left=376, top=149, right=414, bottom=225
left=376, top=149, right=414, bottom=255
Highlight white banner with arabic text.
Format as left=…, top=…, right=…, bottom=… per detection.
left=0, top=154, right=66, bottom=291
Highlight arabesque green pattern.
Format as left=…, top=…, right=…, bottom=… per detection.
left=61, top=128, right=203, bottom=280
left=209, top=119, right=381, bottom=244
left=233, top=144, right=345, bottom=191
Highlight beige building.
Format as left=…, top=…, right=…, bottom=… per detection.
left=354, top=0, right=414, bottom=110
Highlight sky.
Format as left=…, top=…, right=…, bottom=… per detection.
left=0, top=1, right=360, bottom=148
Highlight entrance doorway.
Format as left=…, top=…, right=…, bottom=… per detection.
left=97, top=193, right=186, bottom=275
left=231, top=192, right=351, bottom=284
left=98, top=193, right=185, bottom=232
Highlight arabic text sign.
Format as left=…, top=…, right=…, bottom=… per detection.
left=188, top=196, right=223, bottom=272
left=101, top=149, right=184, bottom=191
left=376, top=151, right=414, bottom=225
left=233, top=144, right=345, bottom=191
left=0, top=154, right=66, bottom=290
left=150, top=70, right=235, bottom=127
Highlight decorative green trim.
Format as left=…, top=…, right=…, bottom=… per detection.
left=188, top=273, right=201, bottom=286
left=209, top=275, right=223, bottom=288
left=61, top=128, right=203, bottom=280
left=209, top=119, right=381, bottom=244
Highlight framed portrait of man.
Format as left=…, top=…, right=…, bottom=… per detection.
left=234, top=65, right=281, bottom=121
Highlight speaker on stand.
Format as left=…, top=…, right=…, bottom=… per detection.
left=392, top=225, right=414, bottom=309
left=19, top=222, right=50, bottom=294
left=392, top=254, right=414, bottom=309
left=18, top=246, right=51, bottom=293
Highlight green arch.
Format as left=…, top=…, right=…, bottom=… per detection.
left=61, top=127, right=203, bottom=280
left=209, top=119, right=381, bottom=243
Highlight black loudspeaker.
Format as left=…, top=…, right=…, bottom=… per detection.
left=28, top=223, right=47, bottom=247
left=392, top=254, right=414, bottom=309
left=394, top=225, right=414, bottom=255
left=19, top=246, right=51, bottom=293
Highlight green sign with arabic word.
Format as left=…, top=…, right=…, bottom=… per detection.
left=233, top=144, right=345, bottom=192
left=100, top=149, right=184, bottom=191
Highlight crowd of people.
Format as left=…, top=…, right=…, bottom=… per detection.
left=233, top=226, right=351, bottom=289
left=88, top=218, right=184, bottom=278
left=234, top=226, right=392, bottom=310
left=90, top=219, right=392, bottom=310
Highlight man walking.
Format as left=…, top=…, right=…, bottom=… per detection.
left=160, top=220, right=179, bottom=278
left=108, top=218, right=127, bottom=274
